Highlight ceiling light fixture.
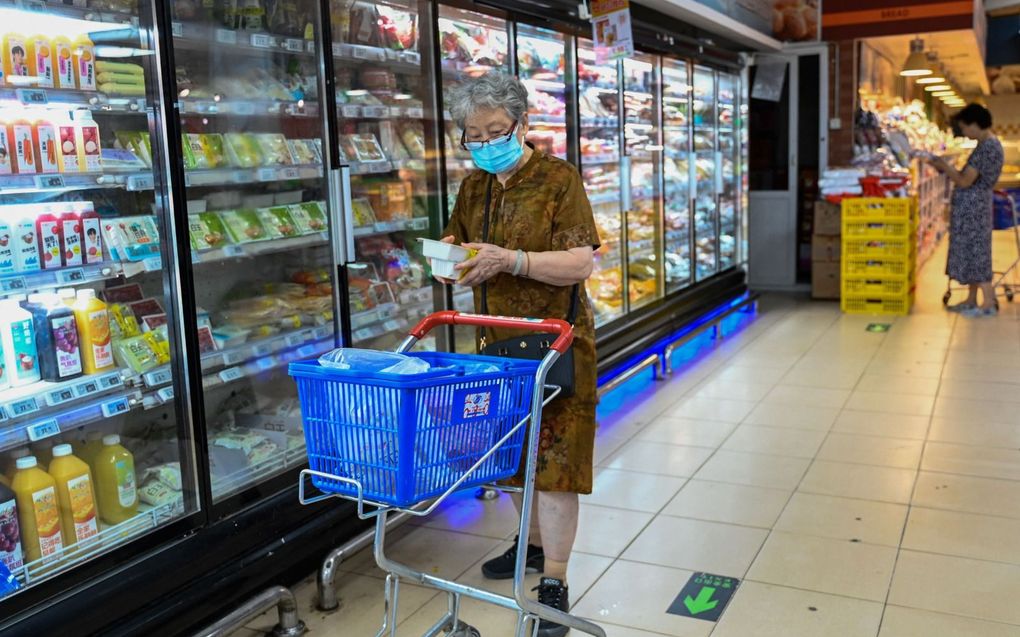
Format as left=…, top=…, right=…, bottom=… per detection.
left=900, top=38, right=932, bottom=77
left=916, top=55, right=946, bottom=84
left=924, top=84, right=952, bottom=92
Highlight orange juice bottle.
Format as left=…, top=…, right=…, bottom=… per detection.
left=71, top=35, right=95, bottom=91
left=71, top=289, right=113, bottom=373
left=11, top=455, right=64, bottom=563
left=26, top=35, right=53, bottom=88
left=93, top=435, right=137, bottom=524
left=3, top=32, right=29, bottom=86
left=51, top=36, right=74, bottom=89
left=8, top=116, right=35, bottom=174
left=78, top=431, right=103, bottom=470
left=48, top=444, right=98, bottom=546
left=33, top=116, right=59, bottom=174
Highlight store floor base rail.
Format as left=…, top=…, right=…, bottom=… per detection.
left=189, top=585, right=306, bottom=637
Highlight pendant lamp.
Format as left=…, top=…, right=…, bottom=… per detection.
left=900, top=38, right=932, bottom=77
left=916, top=57, right=946, bottom=85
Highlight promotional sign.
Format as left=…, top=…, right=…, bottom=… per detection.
left=591, top=0, right=634, bottom=62
left=822, top=0, right=979, bottom=40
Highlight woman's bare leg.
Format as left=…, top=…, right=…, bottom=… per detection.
left=510, top=491, right=542, bottom=547
left=979, top=282, right=996, bottom=309
left=536, top=491, right=579, bottom=583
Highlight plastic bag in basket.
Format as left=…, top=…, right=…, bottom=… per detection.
left=318, top=348, right=431, bottom=374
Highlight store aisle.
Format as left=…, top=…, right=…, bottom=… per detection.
left=245, top=236, right=1020, bottom=636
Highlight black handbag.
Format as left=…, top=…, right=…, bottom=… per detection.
left=478, top=176, right=577, bottom=399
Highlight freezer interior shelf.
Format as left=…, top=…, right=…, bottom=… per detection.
left=0, top=171, right=157, bottom=196
left=339, top=104, right=425, bottom=120
left=5, top=1, right=136, bottom=25
left=184, top=164, right=323, bottom=188
left=201, top=326, right=334, bottom=374
left=0, top=370, right=126, bottom=428
left=202, top=336, right=334, bottom=392
left=172, top=21, right=314, bottom=57
left=0, top=87, right=148, bottom=114
left=354, top=217, right=429, bottom=238
left=0, top=263, right=123, bottom=297
left=333, top=42, right=421, bottom=69
left=212, top=442, right=307, bottom=501
left=180, top=98, right=319, bottom=119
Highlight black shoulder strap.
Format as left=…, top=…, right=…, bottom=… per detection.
left=480, top=175, right=580, bottom=325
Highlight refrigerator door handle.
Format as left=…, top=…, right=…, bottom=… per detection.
left=329, top=166, right=356, bottom=265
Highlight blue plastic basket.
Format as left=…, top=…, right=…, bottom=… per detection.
left=289, top=351, right=540, bottom=508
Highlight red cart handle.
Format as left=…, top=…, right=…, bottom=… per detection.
left=409, top=311, right=574, bottom=353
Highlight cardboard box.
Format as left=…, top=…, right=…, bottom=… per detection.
left=814, top=200, right=842, bottom=235
left=811, top=261, right=841, bottom=299
left=811, top=235, right=842, bottom=262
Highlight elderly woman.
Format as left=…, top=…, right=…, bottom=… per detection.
left=437, top=72, right=598, bottom=637
left=929, top=103, right=1004, bottom=316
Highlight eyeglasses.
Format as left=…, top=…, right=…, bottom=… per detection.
left=461, top=122, right=518, bottom=151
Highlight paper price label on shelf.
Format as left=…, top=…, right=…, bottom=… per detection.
left=250, top=33, right=274, bottom=48
left=157, top=386, right=174, bottom=403
left=219, top=367, right=244, bottom=383
left=252, top=343, right=273, bottom=357
left=215, top=29, right=238, bottom=45
left=56, top=268, right=85, bottom=285
left=73, top=380, right=100, bottom=398
left=99, top=373, right=123, bottom=390
left=143, top=256, right=162, bottom=272
left=223, top=245, right=246, bottom=258
left=171, top=21, right=183, bottom=37
left=0, top=277, right=27, bottom=293
left=144, top=367, right=173, bottom=387
left=16, top=89, right=48, bottom=106
left=285, top=38, right=304, bottom=52
left=127, top=174, right=154, bottom=191
left=101, top=396, right=130, bottom=418
left=222, top=350, right=245, bottom=366
left=34, top=174, right=65, bottom=190
left=255, top=357, right=276, bottom=371
left=8, top=397, right=39, bottom=418
left=46, top=386, right=76, bottom=407
left=296, top=344, right=317, bottom=358
left=27, top=419, right=60, bottom=442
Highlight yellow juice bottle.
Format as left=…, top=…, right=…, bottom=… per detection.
left=48, top=444, right=98, bottom=546
left=11, top=456, right=64, bottom=563
left=26, top=35, right=53, bottom=88
left=3, top=32, right=29, bottom=86
left=93, top=435, right=137, bottom=524
left=3, top=448, right=29, bottom=483
left=71, top=289, right=114, bottom=373
left=71, top=35, right=95, bottom=91
left=51, top=36, right=74, bottom=89
left=78, top=431, right=103, bottom=470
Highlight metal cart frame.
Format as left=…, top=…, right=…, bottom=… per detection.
left=943, top=192, right=1020, bottom=307
left=298, top=311, right=607, bottom=637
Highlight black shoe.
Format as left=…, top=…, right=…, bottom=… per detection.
left=534, top=577, right=570, bottom=637
left=480, top=536, right=544, bottom=580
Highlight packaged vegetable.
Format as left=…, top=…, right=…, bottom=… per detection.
left=188, top=212, right=230, bottom=251
left=138, top=479, right=177, bottom=507
left=351, top=198, right=377, bottom=227
left=288, top=202, right=327, bottom=234
left=257, top=207, right=300, bottom=238
left=108, top=303, right=142, bottom=340
left=142, top=462, right=182, bottom=491
left=112, top=335, right=160, bottom=373
left=182, top=134, right=210, bottom=170
left=254, top=134, right=295, bottom=166
left=115, top=131, right=153, bottom=167
left=212, top=325, right=250, bottom=349
left=224, top=133, right=264, bottom=168
left=200, top=134, right=229, bottom=168
left=218, top=209, right=268, bottom=243
left=286, top=139, right=318, bottom=165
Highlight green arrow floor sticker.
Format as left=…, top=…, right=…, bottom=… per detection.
left=667, top=572, right=739, bottom=622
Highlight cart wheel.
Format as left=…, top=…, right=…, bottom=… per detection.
left=942, top=291, right=951, bottom=306
left=475, top=487, right=499, bottom=501
left=447, top=622, right=481, bottom=637
left=1006, top=287, right=1015, bottom=302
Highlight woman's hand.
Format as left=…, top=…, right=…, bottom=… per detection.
left=431, top=235, right=458, bottom=285
left=456, top=242, right=513, bottom=287
left=927, top=155, right=948, bottom=172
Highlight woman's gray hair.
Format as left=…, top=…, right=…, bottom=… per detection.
left=448, top=72, right=529, bottom=129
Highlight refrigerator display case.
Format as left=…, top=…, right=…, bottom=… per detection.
left=517, top=25, right=568, bottom=160
left=662, top=59, right=692, bottom=293
left=622, top=54, right=662, bottom=310
left=577, top=39, right=624, bottom=326
left=168, top=0, right=335, bottom=503
left=692, top=65, right=718, bottom=281
left=329, top=0, right=443, bottom=353
left=718, top=72, right=738, bottom=270
left=0, top=0, right=198, bottom=599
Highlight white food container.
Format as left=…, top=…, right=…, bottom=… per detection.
left=418, top=238, right=472, bottom=262
left=430, top=258, right=460, bottom=279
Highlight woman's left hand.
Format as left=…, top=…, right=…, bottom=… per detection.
left=456, top=242, right=512, bottom=287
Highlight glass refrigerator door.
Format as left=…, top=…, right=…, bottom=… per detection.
left=437, top=6, right=509, bottom=319
left=577, top=40, right=623, bottom=326
left=739, top=74, right=749, bottom=264
left=662, top=59, right=692, bottom=293
left=517, top=26, right=567, bottom=160
left=623, top=54, right=662, bottom=311
left=0, top=2, right=198, bottom=595
left=718, top=72, right=737, bottom=270
left=169, top=2, right=334, bottom=503
left=692, top=66, right=718, bottom=281
left=329, top=0, right=442, bottom=352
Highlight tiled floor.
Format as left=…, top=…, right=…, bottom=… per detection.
left=246, top=235, right=1020, bottom=635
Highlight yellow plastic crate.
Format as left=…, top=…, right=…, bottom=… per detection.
left=843, top=219, right=915, bottom=239
left=843, top=237, right=915, bottom=259
left=842, top=275, right=914, bottom=297
left=842, top=291, right=914, bottom=316
left=842, top=256, right=914, bottom=278
left=841, top=197, right=914, bottom=221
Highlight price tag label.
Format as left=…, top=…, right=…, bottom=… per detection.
left=252, top=343, right=272, bottom=357
left=353, top=327, right=374, bottom=341
left=250, top=33, right=273, bottom=48
left=127, top=174, right=154, bottom=191
left=27, top=419, right=60, bottom=442
left=223, top=244, right=246, bottom=258
left=383, top=319, right=403, bottom=331
left=74, top=380, right=99, bottom=398
left=317, top=231, right=329, bottom=243
left=34, top=174, right=65, bottom=189
left=101, top=396, right=130, bottom=418
left=341, top=105, right=360, bottom=118
left=363, top=106, right=388, bottom=118
left=46, top=386, right=76, bottom=407
left=312, top=326, right=331, bottom=340
left=143, top=256, right=162, bottom=272
left=222, top=350, right=245, bottom=366
left=216, top=29, right=238, bottom=45
left=219, top=367, right=244, bottom=383
left=406, top=107, right=424, bottom=119
left=172, top=21, right=183, bottom=37
left=297, top=344, right=316, bottom=358
left=184, top=173, right=192, bottom=187
left=56, top=268, right=85, bottom=285
left=256, top=357, right=276, bottom=371
left=0, top=406, right=7, bottom=423
left=99, top=373, right=123, bottom=390
left=285, top=332, right=306, bottom=348
left=307, top=41, right=315, bottom=54
left=256, top=167, right=278, bottom=182
left=285, top=38, right=304, bottom=52
left=8, top=397, right=39, bottom=418
left=231, top=101, right=256, bottom=116
left=332, top=43, right=344, bottom=57
left=191, top=251, right=202, bottom=264
left=0, top=277, right=27, bottom=293
left=17, top=89, right=48, bottom=106
left=352, top=46, right=372, bottom=60
left=144, top=367, right=172, bottom=387
left=403, top=52, right=421, bottom=65
left=157, top=386, right=174, bottom=402
left=281, top=167, right=299, bottom=180
left=232, top=170, right=255, bottom=184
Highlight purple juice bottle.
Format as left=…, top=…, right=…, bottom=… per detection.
left=21, top=293, right=82, bottom=382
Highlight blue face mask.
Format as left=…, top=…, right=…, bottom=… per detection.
left=466, top=127, right=525, bottom=174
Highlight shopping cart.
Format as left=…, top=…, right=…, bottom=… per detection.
left=290, top=311, right=607, bottom=637
left=943, top=191, right=1020, bottom=307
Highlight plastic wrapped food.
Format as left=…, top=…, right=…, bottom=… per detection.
left=189, top=212, right=230, bottom=251
left=288, top=202, right=328, bottom=234
left=218, top=209, right=268, bottom=243
left=138, top=479, right=178, bottom=507
left=257, top=207, right=301, bottom=238
left=318, top=348, right=432, bottom=374
left=255, top=134, right=295, bottom=166
left=224, top=133, right=264, bottom=168
left=287, top=139, right=318, bottom=165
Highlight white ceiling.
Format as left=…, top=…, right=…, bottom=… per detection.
left=866, top=30, right=991, bottom=96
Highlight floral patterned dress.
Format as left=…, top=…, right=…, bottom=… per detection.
left=947, top=136, right=1004, bottom=284
left=443, top=147, right=600, bottom=494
